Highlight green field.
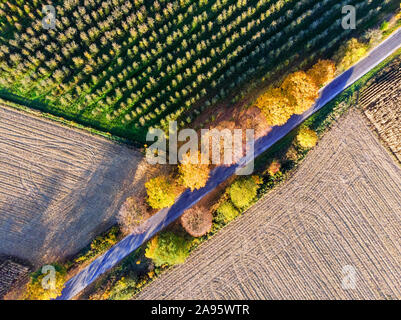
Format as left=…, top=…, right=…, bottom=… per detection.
left=0, top=0, right=394, bottom=143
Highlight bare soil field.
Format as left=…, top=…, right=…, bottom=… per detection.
left=359, top=56, right=401, bottom=162
left=0, top=105, right=148, bottom=268
left=137, top=110, right=401, bottom=300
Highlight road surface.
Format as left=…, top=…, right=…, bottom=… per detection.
left=58, top=27, right=401, bottom=300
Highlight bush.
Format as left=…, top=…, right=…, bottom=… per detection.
left=178, top=152, right=210, bottom=191
left=180, top=206, right=213, bottom=237
left=117, top=196, right=148, bottom=235
left=307, top=60, right=336, bottom=88
left=108, top=276, right=137, bottom=300
left=254, top=88, right=294, bottom=126
left=229, top=176, right=260, bottom=209
left=380, top=21, right=389, bottom=31
left=145, top=232, right=191, bottom=267
left=145, top=175, right=180, bottom=209
left=24, top=264, right=67, bottom=300
left=296, top=127, right=318, bottom=149
left=216, top=201, right=240, bottom=223
left=266, top=160, right=281, bottom=176
left=282, top=71, right=319, bottom=115
left=75, top=227, right=119, bottom=264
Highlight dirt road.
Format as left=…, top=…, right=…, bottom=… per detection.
left=0, top=105, right=145, bottom=267
left=137, top=110, right=401, bottom=299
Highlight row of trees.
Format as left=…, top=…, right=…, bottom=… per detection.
left=254, top=59, right=335, bottom=126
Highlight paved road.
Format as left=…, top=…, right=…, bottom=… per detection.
left=58, top=28, right=401, bottom=300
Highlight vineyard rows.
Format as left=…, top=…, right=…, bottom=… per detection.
left=0, top=0, right=392, bottom=142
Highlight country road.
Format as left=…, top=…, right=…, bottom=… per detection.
left=58, top=27, right=401, bottom=300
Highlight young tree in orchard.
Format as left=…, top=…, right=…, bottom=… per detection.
left=145, top=232, right=191, bottom=267
left=296, top=127, right=318, bottom=149
left=282, top=71, right=319, bottom=115
left=180, top=206, right=213, bottom=237
left=145, top=175, right=180, bottom=209
left=253, top=88, right=294, bottom=126
left=307, top=60, right=336, bottom=88
left=178, top=151, right=210, bottom=191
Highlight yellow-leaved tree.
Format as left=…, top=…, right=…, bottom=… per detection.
left=334, top=38, right=368, bottom=73
left=24, top=264, right=66, bottom=300
left=296, top=127, right=318, bottom=149
left=253, top=88, right=294, bottom=126
left=145, top=175, right=180, bottom=209
left=178, top=151, right=210, bottom=191
left=282, top=71, right=319, bottom=115
left=307, top=60, right=336, bottom=88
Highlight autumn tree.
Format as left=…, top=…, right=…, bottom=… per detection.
left=24, top=264, right=66, bottom=300
left=145, top=232, right=191, bottom=267
left=254, top=88, right=294, bottom=126
left=216, top=200, right=240, bottom=223
left=229, top=176, right=260, bottom=209
left=145, top=175, right=180, bottom=209
left=117, top=196, right=149, bottom=235
left=334, top=38, right=368, bottom=73
left=307, top=60, right=336, bottom=88
left=296, top=127, right=318, bottom=149
left=282, top=71, right=319, bottom=115
left=178, top=151, right=210, bottom=191
left=180, top=206, right=212, bottom=237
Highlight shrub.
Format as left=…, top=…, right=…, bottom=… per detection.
left=307, top=60, right=336, bottom=88
left=178, top=152, right=210, bottom=191
left=145, top=175, right=179, bottom=209
left=282, top=71, right=319, bottom=114
left=229, top=176, right=260, bottom=209
left=145, top=232, right=191, bottom=267
left=296, top=127, right=318, bottom=149
left=75, top=226, right=120, bottom=264
left=380, top=21, right=389, bottom=31
left=180, top=206, right=213, bottom=237
left=117, top=196, right=148, bottom=235
left=216, top=200, right=240, bottom=223
left=24, top=264, right=67, bottom=300
left=267, top=160, right=281, bottom=176
left=254, top=88, right=294, bottom=126
left=108, top=276, right=137, bottom=300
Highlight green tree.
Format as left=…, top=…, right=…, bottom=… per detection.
left=216, top=200, right=240, bottom=223
left=145, top=232, right=191, bottom=267
left=229, top=176, right=260, bottom=209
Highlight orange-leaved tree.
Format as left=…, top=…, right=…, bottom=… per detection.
left=282, top=71, right=319, bottom=115
left=307, top=60, right=336, bottom=88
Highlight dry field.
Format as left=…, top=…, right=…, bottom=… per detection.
left=137, top=110, right=401, bottom=300
left=359, top=56, right=401, bottom=162
left=0, top=105, right=148, bottom=268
